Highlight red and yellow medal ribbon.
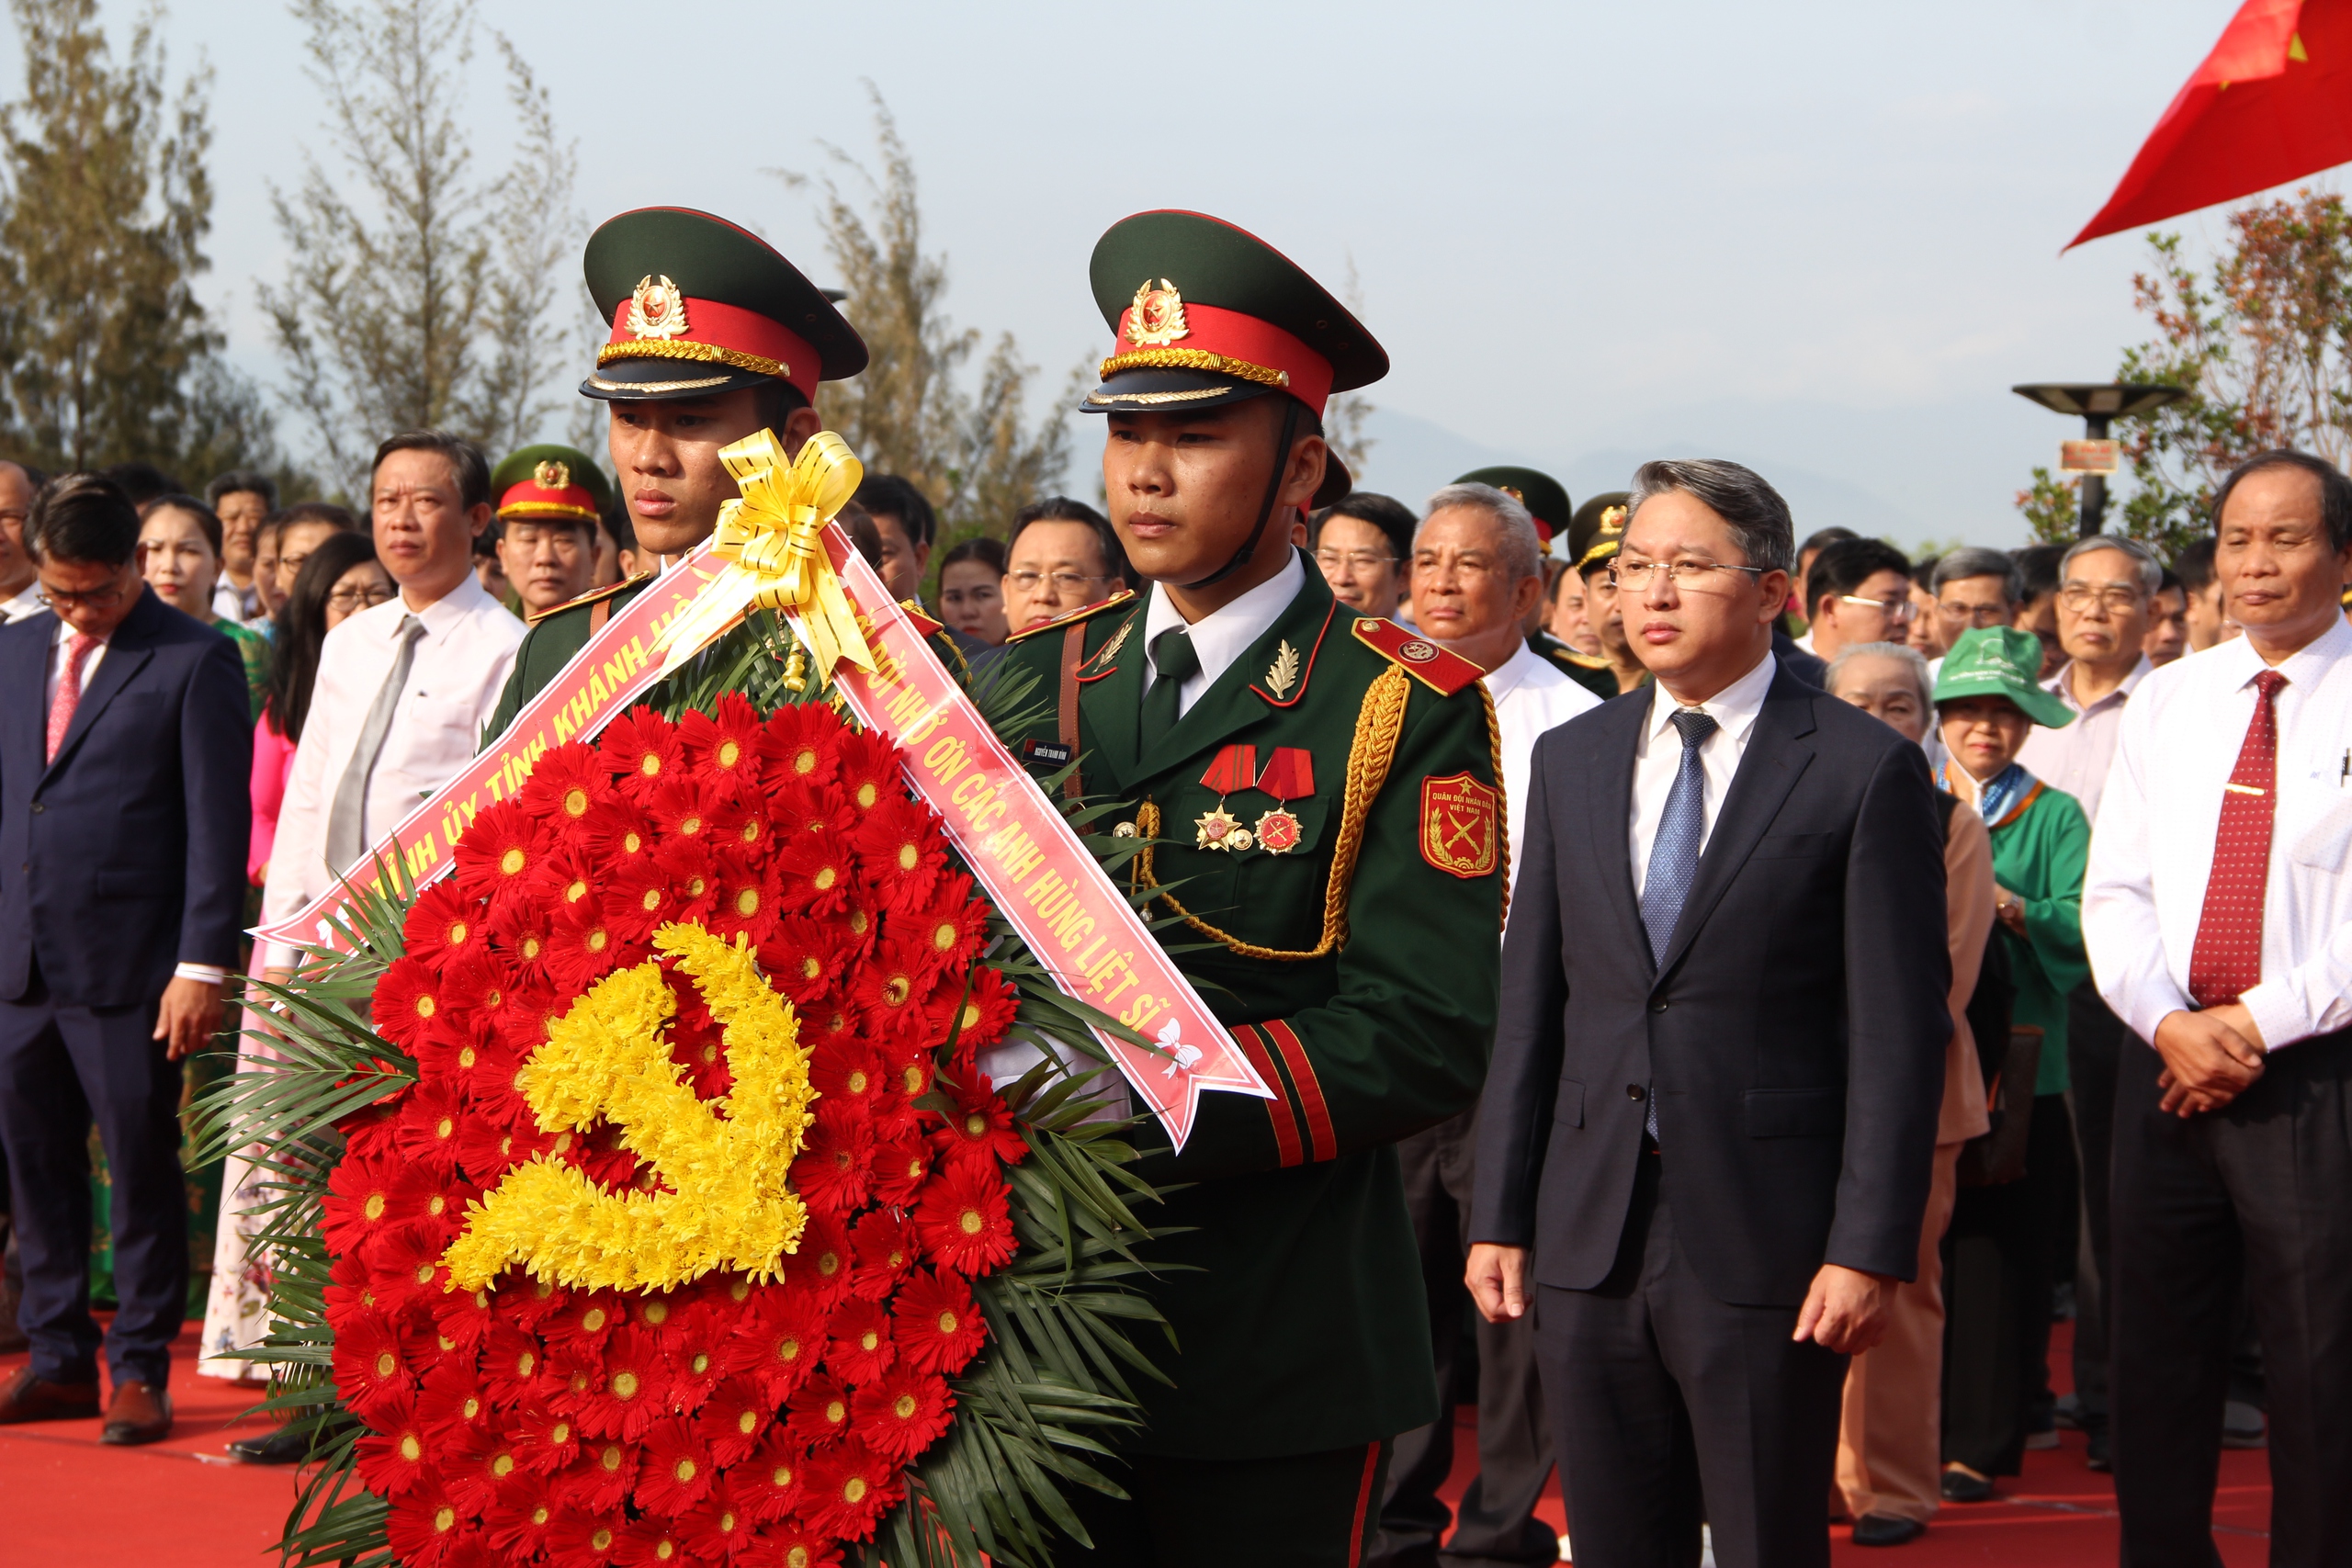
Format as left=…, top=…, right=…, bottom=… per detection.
left=650, top=428, right=875, bottom=682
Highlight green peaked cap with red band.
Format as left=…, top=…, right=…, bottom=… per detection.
left=492, top=444, right=611, bottom=525
left=1083, top=209, right=1387, bottom=508
left=582, top=206, right=867, bottom=406
left=1455, top=466, right=1570, bottom=549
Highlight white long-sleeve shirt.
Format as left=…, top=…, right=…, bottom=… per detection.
left=259, top=574, right=521, bottom=965
left=2085, top=616, right=2352, bottom=1053
left=1484, top=638, right=1600, bottom=919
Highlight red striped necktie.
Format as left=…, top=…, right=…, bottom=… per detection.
left=2186, top=669, right=2287, bottom=1010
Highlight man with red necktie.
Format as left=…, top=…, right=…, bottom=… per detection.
left=2086, top=448, right=2352, bottom=1567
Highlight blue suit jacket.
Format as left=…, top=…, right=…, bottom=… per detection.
left=1470, top=662, right=1951, bottom=1305
left=0, top=587, right=253, bottom=1009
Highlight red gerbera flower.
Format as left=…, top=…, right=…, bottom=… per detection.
left=514, top=1400, right=583, bottom=1474
left=605, top=856, right=673, bottom=942
left=785, top=1372, right=853, bottom=1450
left=822, top=1297, right=896, bottom=1385
left=369, top=1226, right=459, bottom=1316
left=678, top=1475, right=762, bottom=1561
left=584, top=1326, right=668, bottom=1439
left=483, top=1471, right=562, bottom=1559
left=736, top=1429, right=808, bottom=1523
left=894, top=1266, right=987, bottom=1376
left=833, top=729, right=902, bottom=817
left=755, top=916, right=846, bottom=1007
left=694, top=1375, right=771, bottom=1469
left=948, top=967, right=1020, bottom=1058
left=659, top=1313, right=727, bottom=1414
left=582, top=796, right=656, bottom=866
left=392, top=1080, right=470, bottom=1178
left=338, top=1095, right=405, bottom=1164
left=384, top=1476, right=471, bottom=1567
left=404, top=878, right=490, bottom=969
left=541, top=1291, right=628, bottom=1353
left=384, top=1163, right=477, bottom=1253
left=850, top=795, right=948, bottom=908
left=799, top=1000, right=861, bottom=1061
left=598, top=709, right=684, bottom=803
left=545, top=1505, right=628, bottom=1568
left=417, top=1355, right=495, bottom=1440
left=721, top=1293, right=829, bottom=1404
left=516, top=742, right=610, bottom=836
left=496, top=1270, right=571, bottom=1331
left=707, top=863, right=782, bottom=946
left=654, top=836, right=718, bottom=921
left=447, top=1034, right=524, bottom=1115
left=791, top=1114, right=874, bottom=1216
left=852, top=1366, right=953, bottom=1463
left=867, top=1128, right=934, bottom=1211
left=850, top=1208, right=920, bottom=1301
left=630, top=1416, right=715, bottom=1517
left=914, top=1163, right=1018, bottom=1276
left=322, top=1150, right=407, bottom=1258
left=354, top=1385, right=433, bottom=1496
left=457, top=1115, right=544, bottom=1190
left=889, top=876, right=990, bottom=976
left=764, top=703, right=842, bottom=785
left=522, top=838, right=602, bottom=918
left=799, top=1437, right=902, bottom=1541
left=445, top=1423, right=533, bottom=1517
left=852, top=936, right=937, bottom=1047
left=647, top=773, right=721, bottom=846
left=772, top=835, right=853, bottom=919
left=931, top=1074, right=1028, bottom=1171
left=428, top=1281, right=499, bottom=1352
left=485, top=899, right=556, bottom=988
left=371, top=955, right=453, bottom=1052
left=743, top=1518, right=845, bottom=1567
left=707, top=779, right=776, bottom=863
left=678, top=692, right=773, bottom=783
left=767, top=776, right=854, bottom=840
left=554, top=1440, right=634, bottom=1514
left=452, top=798, right=546, bottom=914
left=481, top=1323, right=547, bottom=1404
left=491, top=978, right=563, bottom=1056
left=333, top=1308, right=422, bottom=1423
left=542, top=897, right=628, bottom=995
left=808, top=1043, right=886, bottom=1121
left=613, top=1516, right=692, bottom=1567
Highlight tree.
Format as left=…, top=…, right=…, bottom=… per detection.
left=1321, top=257, right=1375, bottom=483
left=2031, top=190, right=2352, bottom=558
left=263, top=0, right=586, bottom=498
left=780, top=88, right=1072, bottom=567
left=0, top=0, right=283, bottom=478
left=2014, top=466, right=2083, bottom=546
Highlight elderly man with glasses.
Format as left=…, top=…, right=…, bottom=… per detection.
left=1927, top=548, right=2022, bottom=671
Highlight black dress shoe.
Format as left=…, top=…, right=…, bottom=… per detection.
left=1940, top=1464, right=1996, bottom=1503
left=2085, top=1427, right=2111, bottom=1472
left=229, top=1424, right=317, bottom=1464
left=1852, top=1514, right=1928, bottom=1547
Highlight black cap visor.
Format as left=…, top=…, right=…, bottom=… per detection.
left=580, top=354, right=777, bottom=402
left=1082, top=370, right=1350, bottom=506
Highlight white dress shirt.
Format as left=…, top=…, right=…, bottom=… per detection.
left=1485, top=637, right=1600, bottom=916
left=1140, top=550, right=1306, bottom=717
left=2, top=581, right=42, bottom=623
left=1628, top=651, right=1777, bottom=893
left=260, top=574, right=522, bottom=966
left=2086, top=617, right=2352, bottom=1053
left=2018, top=655, right=2151, bottom=825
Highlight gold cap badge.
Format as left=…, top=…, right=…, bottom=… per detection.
left=532, top=459, right=571, bottom=491
left=1125, top=278, right=1190, bottom=348
left=627, top=275, right=688, bottom=341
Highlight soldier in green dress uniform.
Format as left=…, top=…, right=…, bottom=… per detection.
left=481, top=206, right=865, bottom=739
left=989, top=209, right=1508, bottom=1566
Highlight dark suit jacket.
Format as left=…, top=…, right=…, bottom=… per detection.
left=1774, top=627, right=1828, bottom=688
left=0, top=588, right=252, bottom=1010
left=1470, top=661, right=1950, bottom=1305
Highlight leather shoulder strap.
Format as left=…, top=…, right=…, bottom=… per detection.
left=1057, top=620, right=1087, bottom=800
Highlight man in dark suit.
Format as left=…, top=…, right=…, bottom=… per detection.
left=0, top=473, right=250, bottom=1445
left=1466, top=458, right=1950, bottom=1567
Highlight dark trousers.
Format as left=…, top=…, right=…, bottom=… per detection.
left=1374, top=1109, right=1558, bottom=1568
left=1939, top=1092, right=2071, bottom=1476
left=1534, top=1151, right=1848, bottom=1568
left=1060, top=1439, right=1392, bottom=1567
left=2066, top=983, right=2128, bottom=1438
left=0, top=976, right=187, bottom=1387
left=2110, top=1029, right=2352, bottom=1568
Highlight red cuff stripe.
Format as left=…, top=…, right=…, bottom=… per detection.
left=1346, top=1440, right=1382, bottom=1566
left=1265, top=1020, right=1337, bottom=1162
left=1230, top=1025, right=1304, bottom=1168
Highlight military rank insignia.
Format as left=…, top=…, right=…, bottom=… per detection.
left=1420, top=773, right=1499, bottom=879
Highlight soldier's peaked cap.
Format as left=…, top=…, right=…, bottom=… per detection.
left=1084, top=210, right=1388, bottom=424
left=1454, top=467, right=1569, bottom=549
left=582, top=207, right=867, bottom=406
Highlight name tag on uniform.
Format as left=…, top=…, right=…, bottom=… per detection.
left=1021, top=739, right=1073, bottom=770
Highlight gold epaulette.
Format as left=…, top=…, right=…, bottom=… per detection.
left=1549, top=645, right=1610, bottom=671
left=526, top=570, right=655, bottom=626
left=898, top=598, right=945, bottom=637
left=1001, top=589, right=1139, bottom=645
left=1348, top=616, right=1485, bottom=696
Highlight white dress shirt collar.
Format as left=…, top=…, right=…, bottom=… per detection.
left=2, top=580, right=43, bottom=623
left=2044, top=654, right=2153, bottom=716
left=1483, top=638, right=1548, bottom=704
left=2210, top=612, right=2352, bottom=692
left=401, top=569, right=498, bottom=636
left=1644, top=648, right=1777, bottom=747
left=1141, top=549, right=1306, bottom=716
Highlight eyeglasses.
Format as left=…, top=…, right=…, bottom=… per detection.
left=37, top=581, right=132, bottom=611
left=1316, top=548, right=1397, bottom=574
left=1840, top=593, right=1917, bottom=624
left=2056, top=583, right=2144, bottom=613
left=1936, top=599, right=2010, bottom=626
left=1609, top=558, right=1769, bottom=592
left=1007, top=570, right=1109, bottom=594
left=327, top=583, right=396, bottom=611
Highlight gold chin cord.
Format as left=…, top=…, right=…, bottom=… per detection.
left=650, top=428, right=876, bottom=685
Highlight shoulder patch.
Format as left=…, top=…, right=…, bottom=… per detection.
left=1420, top=773, right=1501, bottom=879
left=1002, top=588, right=1139, bottom=645
left=526, top=571, right=654, bottom=626
left=1349, top=616, right=1485, bottom=695
left=898, top=598, right=945, bottom=637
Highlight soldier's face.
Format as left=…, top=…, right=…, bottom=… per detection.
left=1102, top=400, right=1325, bottom=592
left=610, top=391, right=820, bottom=559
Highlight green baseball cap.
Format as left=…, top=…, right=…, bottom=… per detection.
left=1933, top=626, right=2075, bottom=728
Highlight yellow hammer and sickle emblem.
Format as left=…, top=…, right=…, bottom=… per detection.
left=438, top=922, right=816, bottom=1294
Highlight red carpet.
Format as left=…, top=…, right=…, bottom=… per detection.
left=1, top=1320, right=2274, bottom=1564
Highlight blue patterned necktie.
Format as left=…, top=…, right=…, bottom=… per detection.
left=1639, top=707, right=1717, bottom=1141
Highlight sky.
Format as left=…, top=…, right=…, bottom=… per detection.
left=19, top=0, right=2300, bottom=547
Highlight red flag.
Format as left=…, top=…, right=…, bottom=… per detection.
left=2071, top=0, right=2352, bottom=248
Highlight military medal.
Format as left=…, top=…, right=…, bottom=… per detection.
left=1252, top=746, right=1315, bottom=854
left=1195, top=745, right=1256, bottom=852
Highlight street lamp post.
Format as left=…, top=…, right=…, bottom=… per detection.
left=2011, top=382, right=2189, bottom=536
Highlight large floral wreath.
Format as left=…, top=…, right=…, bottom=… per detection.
left=209, top=664, right=1169, bottom=1568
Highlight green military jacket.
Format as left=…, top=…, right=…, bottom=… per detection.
left=1530, top=627, right=1618, bottom=703
left=482, top=576, right=654, bottom=744
left=993, top=557, right=1506, bottom=1459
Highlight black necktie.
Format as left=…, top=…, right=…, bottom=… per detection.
left=1142, top=626, right=1199, bottom=750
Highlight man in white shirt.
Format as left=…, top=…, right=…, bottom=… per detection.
left=259, top=433, right=523, bottom=976
left=0, top=459, right=47, bottom=624
left=2084, top=450, right=2352, bottom=1565
left=1370, top=482, right=1597, bottom=1568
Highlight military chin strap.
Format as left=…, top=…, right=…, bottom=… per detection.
left=1177, top=395, right=1303, bottom=592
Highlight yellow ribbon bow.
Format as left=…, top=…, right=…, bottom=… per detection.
left=650, top=428, right=874, bottom=681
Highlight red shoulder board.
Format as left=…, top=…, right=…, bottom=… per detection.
left=1349, top=616, right=1485, bottom=696
left=1002, top=589, right=1140, bottom=645
left=897, top=599, right=945, bottom=637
